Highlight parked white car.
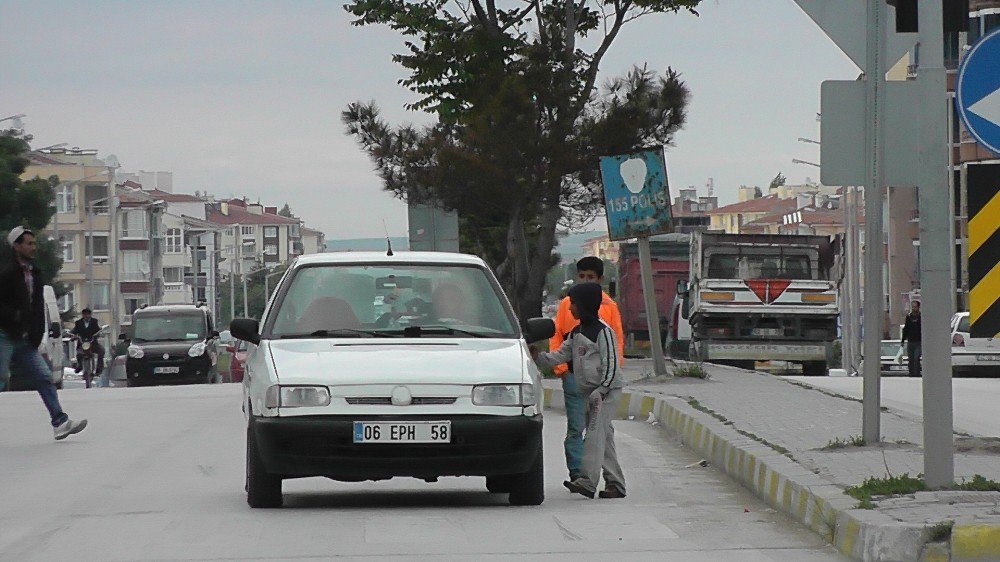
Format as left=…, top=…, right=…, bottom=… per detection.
left=951, top=312, right=1000, bottom=376
left=231, top=252, right=549, bottom=508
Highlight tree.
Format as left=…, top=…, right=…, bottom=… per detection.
left=278, top=204, right=294, bottom=218
left=217, top=264, right=289, bottom=325
left=769, top=172, right=787, bottom=191
left=344, top=0, right=699, bottom=321
left=0, top=129, right=66, bottom=305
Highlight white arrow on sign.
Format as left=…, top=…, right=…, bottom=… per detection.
left=969, top=86, right=1000, bottom=128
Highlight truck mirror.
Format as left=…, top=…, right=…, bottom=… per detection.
left=608, top=280, right=617, bottom=299
left=676, top=279, right=688, bottom=295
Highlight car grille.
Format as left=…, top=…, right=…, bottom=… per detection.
left=344, top=397, right=458, bottom=405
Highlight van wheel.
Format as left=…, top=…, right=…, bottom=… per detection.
left=246, top=425, right=282, bottom=508
left=508, top=446, right=544, bottom=506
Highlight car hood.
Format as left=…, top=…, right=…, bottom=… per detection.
left=266, top=338, right=528, bottom=386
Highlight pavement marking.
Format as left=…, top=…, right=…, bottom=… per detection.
left=952, top=524, right=1000, bottom=561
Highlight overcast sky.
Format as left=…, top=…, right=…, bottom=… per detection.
left=1, top=1, right=857, bottom=239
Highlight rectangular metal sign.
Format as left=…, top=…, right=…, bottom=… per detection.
left=599, top=148, right=673, bottom=241
left=968, top=163, right=1000, bottom=338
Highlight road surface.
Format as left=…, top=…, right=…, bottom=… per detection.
left=0, top=385, right=844, bottom=561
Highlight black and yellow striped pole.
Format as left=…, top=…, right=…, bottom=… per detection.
left=968, top=163, right=1000, bottom=339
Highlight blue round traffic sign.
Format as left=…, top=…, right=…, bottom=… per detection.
left=957, top=28, right=1000, bottom=157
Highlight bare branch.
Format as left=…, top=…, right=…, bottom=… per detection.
left=500, top=0, right=539, bottom=32
left=486, top=0, right=499, bottom=26
left=470, top=0, right=491, bottom=27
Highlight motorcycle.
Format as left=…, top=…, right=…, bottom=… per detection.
left=74, top=325, right=108, bottom=389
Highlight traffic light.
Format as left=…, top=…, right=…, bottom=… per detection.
left=886, top=0, right=969, bottom=34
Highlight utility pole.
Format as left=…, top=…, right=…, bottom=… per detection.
left=861, top=0, right=888, bottom=445
left=916, top=0, right=954, bottom=488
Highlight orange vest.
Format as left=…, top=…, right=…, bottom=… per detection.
left=549, top=292, right=625, bottom=376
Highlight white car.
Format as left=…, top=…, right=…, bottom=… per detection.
left=951, top=312, right=1000, bottom=376
left=231, top=251, right=550, bottom=508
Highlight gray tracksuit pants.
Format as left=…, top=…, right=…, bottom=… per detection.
left=578, top=388, right=626, bottom=494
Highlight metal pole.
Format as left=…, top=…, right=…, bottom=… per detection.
left=229, top=259, right=235, bottom=322
left=917, top=0, right=954, bottom=488
left=849, top=185, right=863, bottom=375
left=861, top=0, right=887, bottom=444
left=637, top=236, right=668, bottom=376
left=87, top=203, right=95, bottom=312
left=842, top=187, right=857, bottom=374
left=108, top=173, right=119, bottom=340
left=242, top=271, right=249, bottom=319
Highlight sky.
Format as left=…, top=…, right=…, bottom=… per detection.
left=1, top=1, right=858, bottom=239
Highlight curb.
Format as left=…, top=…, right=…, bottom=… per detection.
left=542, top=384, right=998, bottom=562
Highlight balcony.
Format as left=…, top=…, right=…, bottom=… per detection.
left=122, top=270, right=151, bottom=282
left=163, top=283, right=186, bottom=292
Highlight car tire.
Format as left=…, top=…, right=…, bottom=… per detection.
left=507, top=446, right=544, bottom=506
left=246, top=425, right=282, bottom=508
left=486, top=475, right=515, bottom=494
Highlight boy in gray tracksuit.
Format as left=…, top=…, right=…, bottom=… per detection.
left=533, top=282, right=626, bottom=499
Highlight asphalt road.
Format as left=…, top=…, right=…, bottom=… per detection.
left=786, top=376, right=1000, bottom=437
left=0, top=384, right=844, bottom=561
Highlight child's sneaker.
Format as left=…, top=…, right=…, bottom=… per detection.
left=563, top=479, right=595, bottom=499
left=54, top=418, right=88, bottom=440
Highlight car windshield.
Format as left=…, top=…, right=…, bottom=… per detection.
left=267, top=263, right=518, bottom=338
left=133, top=313, right=206, bottom=342
left=958, top=315, right=970, bottom=333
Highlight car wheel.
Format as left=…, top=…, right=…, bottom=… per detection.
left=486, top=475, right=515, bottom=494
left=507, top=445, right=544, bottom=506
left=246, top=425, right=282, bottom=508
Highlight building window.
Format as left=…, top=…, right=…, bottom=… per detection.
left=57, top=185, right=76, bottom=213
left=84, top=235, right=110, bottom=262
left=165, top=228, right=183, bottom=253
left=163, top=267, right=184, bottom=284
left=122, top=251, right=150, bottom=281
left=264, top=226, right=277, bottom=238
left=58, top=289, right=76, bottom=313
left=84, top=184, right=110, bottom=214
left=120, top=211, right=148, bottom=238
left=289, top=224, right=300, bottom=237
left=124, top=297, right=147, bottom=316
left=241, top=225, right=255, bottom=236
left=264, top=244, right=278, bottom=256
left=196, top=288, right=207, bottom=302
left=60, top=236, right=75, bottom=262
left=89, top=282, right=110, bottom=310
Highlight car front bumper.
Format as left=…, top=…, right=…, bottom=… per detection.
left=126, top=355, right=213, bottom=386
left=251, top=413, right=543, bottom=480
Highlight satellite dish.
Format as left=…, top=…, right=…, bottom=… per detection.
left=105, top=154, right=120, bottom=168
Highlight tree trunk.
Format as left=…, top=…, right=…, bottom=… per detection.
left=508, top=201, right=561, bottom=325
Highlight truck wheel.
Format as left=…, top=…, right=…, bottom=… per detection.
left=801, top=361, right=828, bottom=376
left=508, top=446, right=544, bottom=506
left=246, top=425, right=283, bottom=508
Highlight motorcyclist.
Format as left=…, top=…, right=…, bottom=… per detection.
left=72, top=308, right=105, bottom=379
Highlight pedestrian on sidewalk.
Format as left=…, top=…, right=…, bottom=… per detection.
left=901, top=300, right=922, bottom=378
left=0, top=227, right=88, bottom=440
left=534, top=282, right=626, bottom=499
left=549, top=256, right=625, bottom=483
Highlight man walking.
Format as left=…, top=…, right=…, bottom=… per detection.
left=900, top=300, right=922, bottom=378
left=550, top=256, right=624, bottom=482
left=0, top=227, right=88, bottom=440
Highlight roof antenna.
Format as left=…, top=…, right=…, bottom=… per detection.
left=383, top=219, right=394, bottom=256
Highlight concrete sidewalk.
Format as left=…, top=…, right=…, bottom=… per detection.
left=543, top=360, right=1000, bottom=561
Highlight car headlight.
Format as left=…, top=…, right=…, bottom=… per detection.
left=188, top=342, right=208, bottom=357
left=127, top=345, right=144, bottom=359
left=472, top=384, right=535, bottom=406
left=264, top=385, right=331, bottom=408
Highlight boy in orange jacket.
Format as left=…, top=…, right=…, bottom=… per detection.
left=550, top=256, right=624, bottom=482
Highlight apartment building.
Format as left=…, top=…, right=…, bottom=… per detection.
left=23, top=148, right=116, bottom=328
left=300, top=226, right=327, bottom=255
left=207, top=199, right=303, bottom=276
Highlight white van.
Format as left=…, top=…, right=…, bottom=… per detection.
left=40, top=286, right=66, bottom=388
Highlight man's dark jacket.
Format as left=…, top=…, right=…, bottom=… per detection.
left=72, top=318, right=101, bottom=340
left=0, top=253, right=46, bottom=347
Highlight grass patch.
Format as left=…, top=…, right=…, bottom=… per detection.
left=857, top=497, right=876, bottom=510
left=956, top=474, right=1000, bottom=492
left=928, top=521, right=954, bottom=542
left=822, top=435, right=866, bottom=450
left=672, top=363, right=709, bottom=379
left=845, top=473, right=927, bottom=505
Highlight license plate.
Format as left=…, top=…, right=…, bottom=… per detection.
left=353, top=421, right=451, bottom=444
left=154, top=366, right=180, bottom=374
left=752, top=328, right=783, bottom=337
left=975, top=355, right=1000, bottom=361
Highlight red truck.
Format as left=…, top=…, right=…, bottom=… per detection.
left=615, top=234, right=691, bottom=356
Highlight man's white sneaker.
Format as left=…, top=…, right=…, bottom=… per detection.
left=54, top=419, right=88, bottom=440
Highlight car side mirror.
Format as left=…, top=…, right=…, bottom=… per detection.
left=608, top=280, right=617, bottom=299
left=230, top=318, right=261, bottom=345
left=524, top=317, right=556, bottom=344
left=676, top=279, right=688, bottom=296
